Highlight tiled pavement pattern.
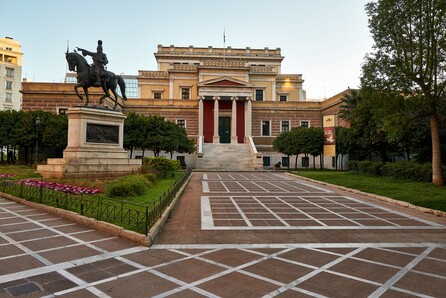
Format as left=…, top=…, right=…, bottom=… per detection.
left=1, top=172, right=445, bottom=297
left=201, top=173, right=442, bottom=230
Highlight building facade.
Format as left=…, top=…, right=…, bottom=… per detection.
left=20, top=44, right=349, bottom=169
left=133, top=45, right=308, bottom=143
left=0, top=37, right=23, bottom=110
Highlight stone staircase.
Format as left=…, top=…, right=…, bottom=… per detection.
left=197, top=143, right=257, bottom=171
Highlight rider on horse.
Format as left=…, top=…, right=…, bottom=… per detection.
left=76, top=40, right=108, bottom=90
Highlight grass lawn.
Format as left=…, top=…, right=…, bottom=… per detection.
left=0, top=165, right=42, bottom=179
left=109, top=172, right=185, bottom=206
left=292, top=170, right=446, bottom=212
left=0, top=165, right=182, bottom=204
left=0, top=165, right=188, bottom=233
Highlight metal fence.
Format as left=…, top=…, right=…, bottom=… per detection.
left=0, top=170, right=191, bottom=235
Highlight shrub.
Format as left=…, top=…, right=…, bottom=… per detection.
left=357, top=160, right=382, bottom=176
left=144, top=173, right=158, bottom=183
left=349, top=160, right=439, bottom=182
left=106, top=175, right=151, bottom=197
left=382, top=161, right=432, bottom=182
left=142, top=157, right=180, bottom=178
left=347, top=160, right=359, bottom=172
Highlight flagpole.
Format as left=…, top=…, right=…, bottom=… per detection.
left=223, top=27, right=226, bottom=62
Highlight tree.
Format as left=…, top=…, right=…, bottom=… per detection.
left=374, top=93, right=431, bottom=160
left=335, top=127, right=350, bottom=170
left=124, top=112, right=144, bottom=158
left=362, top=0, right=446, bottom=185
left=42, top=113, right=68, bottom=156
left=164, top=121, right=195, bottom=159
left=339, top=89, right=362, bottom=122
left=273, top=130, right=301, bottom=169
left=298, top=127, right=324, bottom=170
left=145, top=115, right=169, bottom=157
left=0, top=111, right=19, bottom=162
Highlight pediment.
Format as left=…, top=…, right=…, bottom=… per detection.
left=199, top=76, right=253, bottom=87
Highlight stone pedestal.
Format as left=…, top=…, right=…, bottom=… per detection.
left=38, top=107, right=141, bottom=178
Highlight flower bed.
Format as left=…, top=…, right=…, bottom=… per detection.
left=19, top=179, right=102, bottom=195
left=0, top=174, right=15, bottom=179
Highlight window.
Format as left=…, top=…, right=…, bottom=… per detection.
left=6, top=47, right=12, bottom=51
left=58, top=108, right=68, bottom=115
left=279, top=95, right=288, bottom=102
left=181, top=88, right=190, bottom=99
left=263, top=156, right=271, bottom=166
left=281, top=121, right=290, bottom=132
left=177, top=156, right=186, bottom=167
left=5, top=93, right=12, bottom=102
left=176, top=119, right=186, bottom=129
left=302, top=156, right=310, bottom=168
left=153, top=92, right=162, bottom=99
left=120, top=77, right=138, bottom=98
left=5, top=68, right=14, bottom=77
left=262, top=120, right=271, bottom=136
left=5, top=81, right=12, bottom=90
left=255, top=89, right=264, bottom=101
left=300, top=121, right=309, bottom=128
left=282, top=156, right=289, bottom=167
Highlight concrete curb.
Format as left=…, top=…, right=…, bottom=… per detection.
left=146, top=172, right=193, bottom=247
left=0, top=192, right=150, bottom=246
left=285, top=172, right=446, bottom=218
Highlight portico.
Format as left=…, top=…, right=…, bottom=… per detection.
left=197, top=77, right=253, bottom=144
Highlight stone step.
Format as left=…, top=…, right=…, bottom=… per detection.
left=198, top=143, right=256, bottom=170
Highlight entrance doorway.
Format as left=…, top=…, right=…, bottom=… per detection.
left=219, top=117, right=231, bottom=143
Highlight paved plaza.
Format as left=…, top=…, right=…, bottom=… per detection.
left=1, top=172, right=446, bottom=297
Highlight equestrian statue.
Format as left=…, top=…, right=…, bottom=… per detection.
left=66, top=40, right=127, bottom=109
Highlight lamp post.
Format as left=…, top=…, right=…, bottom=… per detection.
left=35, top=116, right=41, bottom=164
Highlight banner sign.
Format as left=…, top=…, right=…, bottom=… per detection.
left=323, top=115, right=336, bottom=156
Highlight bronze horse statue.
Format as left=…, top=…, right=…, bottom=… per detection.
left=65, top=51, right=127, bottom=109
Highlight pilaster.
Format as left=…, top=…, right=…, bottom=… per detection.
left=231, top=96, right=238, bottom=143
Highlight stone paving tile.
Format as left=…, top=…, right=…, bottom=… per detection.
left=243, top=258, right=315, bottom=283
left=297, top=271, right=380, bottom=297
left=21, top=235, right=77, bottom=251
left=1, top=173, right=446, bottom=297
left=2, top=255, right=45, bottom=273
left=393, top=271, right=446, bottom=297
left=279, top=248, right=341, bottom=267
left=198, top=271, right=279, bottom=297
left=0, top=244, right=24, bottom=258
left=39, top=244, right=101, bottom=263
left=57, top=289, right=99, bottom=298
left=329, top=258, right=401, bottom=283
left=5, top=227, right=56, bottom=242
left=199, top=248, right=262, bottom=267
left=95, top=271, right=179, bottom=296
left=156, top=258, right=226, bottom=283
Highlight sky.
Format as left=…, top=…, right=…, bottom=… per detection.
left=2, top=0, right=374, bottom=100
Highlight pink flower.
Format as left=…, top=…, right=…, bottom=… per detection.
left=18, top=179, right=101, bottom=195
left=0, top=173, right=15, bottom=178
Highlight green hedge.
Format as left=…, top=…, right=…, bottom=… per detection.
left=141, top=157, right=180, bottom=178
left=382, top=162, right=432, bottom=182
left=347, top=160, right=444, bottom=182
left=106, top=175, right=152, bottom=197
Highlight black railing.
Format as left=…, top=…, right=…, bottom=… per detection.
left=0, top=170, right=191, bottom=235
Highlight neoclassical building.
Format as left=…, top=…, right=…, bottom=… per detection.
left=21, top=44, right=349, bottom=170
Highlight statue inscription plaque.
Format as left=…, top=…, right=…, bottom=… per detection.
left=86, top=123, right=119, bottom=144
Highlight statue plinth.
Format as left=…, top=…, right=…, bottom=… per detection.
left=38, top=107, right=141, bottom=178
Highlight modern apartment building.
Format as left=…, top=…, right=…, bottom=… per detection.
left=0, top=37, right=23, bottom=110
